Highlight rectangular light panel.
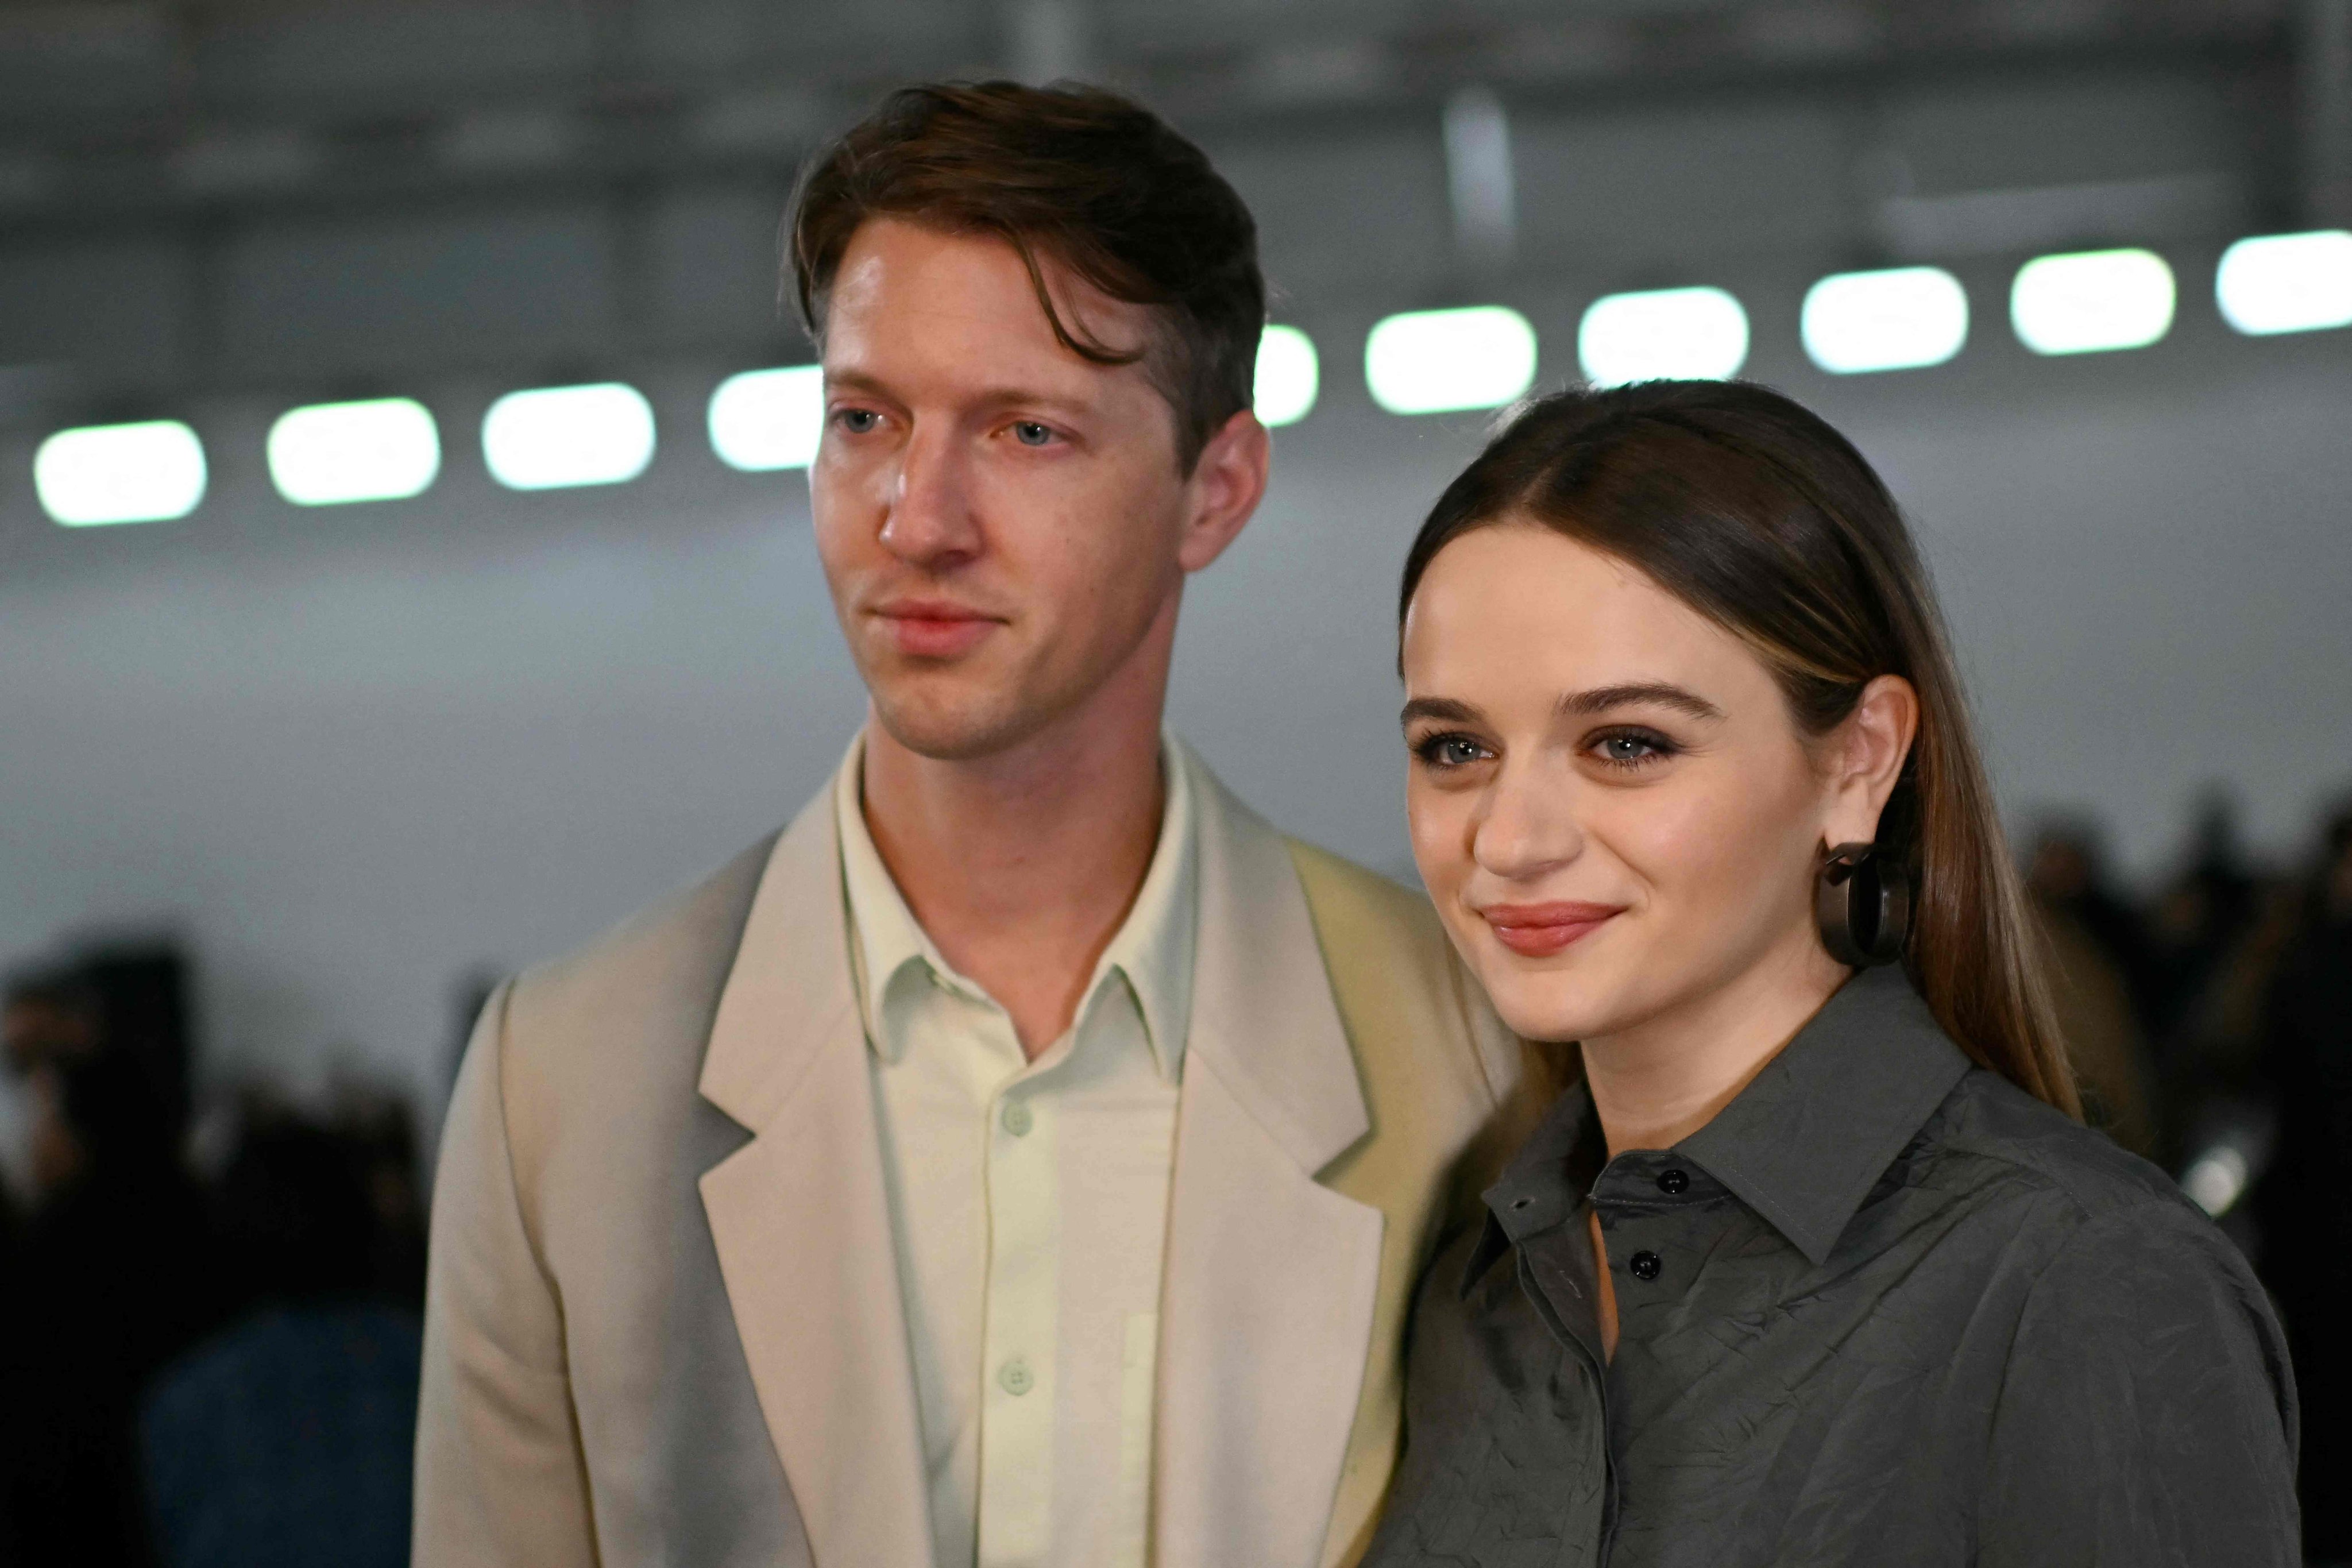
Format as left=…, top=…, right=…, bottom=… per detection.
left=2011, top=249, right=2176, bottom=356
left=2215, top=230, right=2352, bottom=336
left=1365, top=306, right=1537, bottom=415
left=268, top=397, right=441, bottom=505
left=35, top=420, right=208, bottom=527
left=1578, top=287, right=1749, bottom=387
left=1801, top=268, right=1969, bottom=374
left=483, top=383, right=656, bottom=490
left=1253, top=325, right=1319, bottom=427
left=708, top=366, right=825, bottom=472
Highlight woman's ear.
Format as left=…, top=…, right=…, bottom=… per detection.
left=1822, top=674, right=1920, bottom=845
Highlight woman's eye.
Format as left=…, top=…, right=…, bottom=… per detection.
left=1591, top=731, right=1674, bottom=769
left=833, top=407, right=881, bottom=435
left=1011, top=420, right=1055, bottom=447
left=1414, top=733, right=1492, bottom=770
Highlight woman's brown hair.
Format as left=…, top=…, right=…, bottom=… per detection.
left=1401, top=380, right=2079, bottom=1117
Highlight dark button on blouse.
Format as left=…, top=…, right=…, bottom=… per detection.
left=1366, top=967, right=2302, bottom=1568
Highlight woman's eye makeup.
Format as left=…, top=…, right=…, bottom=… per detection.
left=1586, top=726, right=1679, bottom=770
left=1411, top=731, right=1494, bottom=770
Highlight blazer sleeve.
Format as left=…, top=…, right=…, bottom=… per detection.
left=413, top=982, right=601, bottom=1567
left=1978, top=1203, right=2301, bottom=1566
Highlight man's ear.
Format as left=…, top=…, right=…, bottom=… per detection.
left=1822, top=675, right=1920, bottom=845
left=1176, top=408, right=1270, bottom=574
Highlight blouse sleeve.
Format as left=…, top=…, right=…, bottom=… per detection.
left=1979, top=1202, right=2301, bottom=1566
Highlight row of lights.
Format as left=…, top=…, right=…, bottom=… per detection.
left=28, top=231, right=2352, bottom=527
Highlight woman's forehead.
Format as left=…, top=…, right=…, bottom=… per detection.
left=1403, top=525, right=1756, bottom=693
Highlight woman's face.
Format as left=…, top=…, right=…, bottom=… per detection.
left=1402, top=522, right=1894, bottom=1046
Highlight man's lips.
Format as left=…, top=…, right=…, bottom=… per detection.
left=1478, top=901, right=1626, bottom=957
left=870, top=599, right=1005, bottom=659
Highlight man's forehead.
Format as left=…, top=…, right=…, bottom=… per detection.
left=826, top=217, right=1156, bottom=371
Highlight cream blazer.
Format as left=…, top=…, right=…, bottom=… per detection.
left=413, top=746, right=1532, bottom=1568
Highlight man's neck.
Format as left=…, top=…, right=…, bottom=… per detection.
left=859, top=653, right=1171, bottom=1061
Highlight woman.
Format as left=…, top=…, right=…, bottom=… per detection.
left=1366, top=382, right=2297, bottom=1566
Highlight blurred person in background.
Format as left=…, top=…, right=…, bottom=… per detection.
left=416, top=80, right=1525, bottom=1568
left=0, top=956, right=215, bottom=1568
left=2022, top=820, right=2153, bottom=1023
left=140, top=1107, right=425, bottom=1568
left=2142, top=791, right=2264, bottom=1053
left=1366, top=382, right=2296, bottom=1566
left=2251, top=802, right=2352, bottom=1561
left=2023, top=822, right=2158, bottom=1158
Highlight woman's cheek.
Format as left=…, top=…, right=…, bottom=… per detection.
left=1408, top=787, right=1482, bottom=948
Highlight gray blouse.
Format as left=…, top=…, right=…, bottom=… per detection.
left=1365, top=965, right=2299, bottom=1567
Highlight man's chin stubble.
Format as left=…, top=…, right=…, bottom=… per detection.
left=868, top=681, right=1062, bottom=763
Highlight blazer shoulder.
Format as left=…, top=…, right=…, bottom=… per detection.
left=492, top=832, right=778, bottom=1154
left=1283, top=838, right=1513, bottom=1113
left=1281, top=838, right=1448, bottom=966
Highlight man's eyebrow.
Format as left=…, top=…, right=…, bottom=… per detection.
left=1400, top=696, right=1483, bottom=728
left=970, top=385, right=1096, bottom=418
left=1557, top=683, right=1725, bottom=721
left=821, top=369, right=1095, bottom=418
left=820, top=368, right=893, bottom=398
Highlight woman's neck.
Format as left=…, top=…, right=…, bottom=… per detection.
left=1581, top=929, right=1852, bottom=1157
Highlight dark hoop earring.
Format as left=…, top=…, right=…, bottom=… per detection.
left=1816, top=843, right=1911, bottom=968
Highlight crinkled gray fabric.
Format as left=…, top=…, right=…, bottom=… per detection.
left=1365, top=966, right=2300, bottom=1567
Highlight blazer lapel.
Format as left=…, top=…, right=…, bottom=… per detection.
left=697, top=784, right=934, bottom=1568
left=1154, top=747, right=1388, bottom=1568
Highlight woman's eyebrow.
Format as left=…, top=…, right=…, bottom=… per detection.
left=1400, top=696, right=1482, bottom=728
left=1557, top=682, right=1725, bottom=721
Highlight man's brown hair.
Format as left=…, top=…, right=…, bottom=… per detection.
left=787, top=80, right=1265, bottom=471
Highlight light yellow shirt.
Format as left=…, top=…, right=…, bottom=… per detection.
left=835, top=734, right=1197, bottom=1568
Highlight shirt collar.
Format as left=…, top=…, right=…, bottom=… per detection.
left=1679, top=965, right=1971, bottom=1264
left=833, top=728, right=1198, bottom=1083
left=1486, top=965, right=1972, bottom=1268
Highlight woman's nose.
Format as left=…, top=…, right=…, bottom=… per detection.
left=1473, top=762, right=1586, bottom=882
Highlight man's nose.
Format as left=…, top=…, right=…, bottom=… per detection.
left=877, top=424, right=982, bottom=569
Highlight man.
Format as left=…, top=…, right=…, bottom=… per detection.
left=414, top=81, right=1528, bottom=1568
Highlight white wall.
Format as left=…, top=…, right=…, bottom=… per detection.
left=5, top=258, right=2351, bottom=1127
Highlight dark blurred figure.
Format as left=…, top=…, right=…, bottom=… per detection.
left=2025, top=820, right=2159, bottom=1157
left=2143, top=789, right=2264, bottom=1050
left=139, top=1103, right=424, bottom=1568
left=2251, top=801, right=2352, bottom=1559
left=342, top=1089, right=428, bottom=1311
left=2025, top=818, right=2153, bottom=1009
left=0, top=958, right=215, bottom=1568
left=76, top=947, right=196, bottom=1158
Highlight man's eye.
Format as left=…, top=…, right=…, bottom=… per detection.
left=834, top=408, right=881, bottom=434
left=1011, top=421, right=1054, bottom=447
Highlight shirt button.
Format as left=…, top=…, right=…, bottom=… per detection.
left=1629, top=1250, right=1663, bottom=1281
left=1000, top=1100, right=1033, bottom=1137
left=997, top=1357, right=1034, bottom=1397
left=1656, top=1168, right=1689, bottom=1195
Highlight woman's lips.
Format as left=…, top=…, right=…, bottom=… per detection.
left=872, top=600, right=1001, bottom=659
left=1480, top=901, right=1625, bottom=957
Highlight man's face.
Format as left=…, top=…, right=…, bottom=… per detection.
left=810, top=218, right=1226, bottom=760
